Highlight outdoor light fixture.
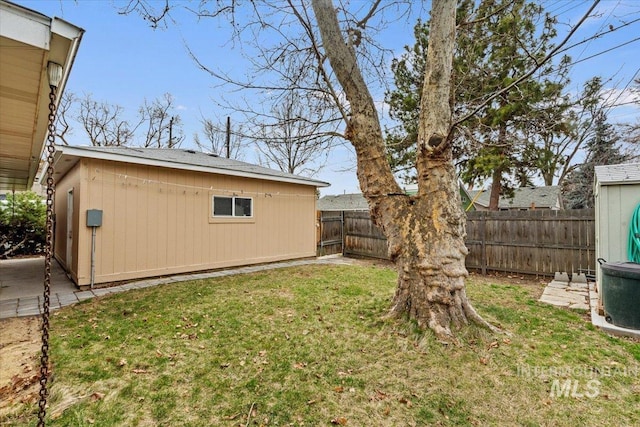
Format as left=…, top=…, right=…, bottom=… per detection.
left=47, top=61, right=63, bottom=88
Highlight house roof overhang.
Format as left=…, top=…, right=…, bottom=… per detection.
left=0, top=0, right=84, bottom=191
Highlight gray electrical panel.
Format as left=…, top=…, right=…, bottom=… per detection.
left=86, top=209, right=103, bottom=227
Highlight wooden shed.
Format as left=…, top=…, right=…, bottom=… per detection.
left=50, top=145, right=329, bottom=287
left=594, top=163, right=640, bottom=284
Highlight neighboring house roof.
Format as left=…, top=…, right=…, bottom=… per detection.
left=0, top=0, right=84, bottom=191
left=595, top=163, right=640, bottom=186
left=50, top=146, right=330, bottom=188
left=468, top=186, right=562, bottom=210
left=318, top=193, right=369, bottom=211
left=319, top=181, right=474, bottom=211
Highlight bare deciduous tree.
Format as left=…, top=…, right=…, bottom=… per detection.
left=193, top=116, right=245, bottom=159
left=55, top=91, right=76, bottom=145
left=78, top=93, right=137, bottom=146
left=249, top=92, right=334, bottom=175
left=140, top=93, right=184, bottom=148
left=123, top=0, right=599, bottom=339
left=63, top=92, right=184, bottom=148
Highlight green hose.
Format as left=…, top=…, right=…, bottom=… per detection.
left=629, top=203, right=640, bottom=263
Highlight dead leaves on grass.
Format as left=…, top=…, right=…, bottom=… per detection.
left=174, top=316, right=201, bottom=340
left=218, top=350, right=270, bottom=371
left=0, top=371, right=40, bottom=402
left=479, top=337, right=512, bottom=365
left=370, top=389, right=388, bottom=401
left=90, top=392, right=105, bottom=401
left=225, top=402, right=265, bottom=426
left=398, top=396, right=412, bottom=407
left=369, top=389, right=413, bottom=408
left=253, top=350, right=269, bottom=366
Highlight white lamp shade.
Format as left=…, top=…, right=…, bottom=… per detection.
left=47, top=62, right=63, bottom=88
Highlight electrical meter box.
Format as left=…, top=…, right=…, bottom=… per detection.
left=86, top=209, right=103, bottom=227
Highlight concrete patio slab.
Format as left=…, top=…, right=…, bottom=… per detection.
left=90, top=288, right=115, bottom=296
left=539, top=280, right=589, bottom=310
left=75, top=291, right=96, bottom=301
left=17, top=307, right=41, bottom=317
left=547, top=281, right=571, bottom=289
left=57, top=294, right=80, bottom=305
left=0, top=305, right=16, bottom=317
left=0, top=257, right=75, bottom=300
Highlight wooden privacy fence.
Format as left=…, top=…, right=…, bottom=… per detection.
left=317, top=209, right=596, bottom=277
left=316, top=211, right=344, bottom=256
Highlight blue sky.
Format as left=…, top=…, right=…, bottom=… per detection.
left=13, top=0, right=640, bottom=195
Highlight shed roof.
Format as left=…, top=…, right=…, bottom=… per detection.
left=317, top=193, right=369, bottom=211
left=594, top=163, right=640, bottom=185
left=50, top=145, right=330, bottom=188
left=468, top=186, right=562, bottom=210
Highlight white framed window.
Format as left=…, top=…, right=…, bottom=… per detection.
left=212, top=195, right=253, bottom=218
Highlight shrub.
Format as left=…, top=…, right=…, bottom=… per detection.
left=0, top=191, right=46, bottom=258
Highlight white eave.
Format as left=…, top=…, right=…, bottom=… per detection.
left=0, top=0, right=84, bottom=191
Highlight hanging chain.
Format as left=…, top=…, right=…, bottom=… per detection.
left=37, top=85, right=58, bottom=427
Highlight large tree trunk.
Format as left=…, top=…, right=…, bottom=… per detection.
left=489, top=121, right=508, bottom=211
left=489, top=167, right=502, bottom=210
left=312, top=0, right=496, bottom=339
left=386, top=159, right=490, bottom=338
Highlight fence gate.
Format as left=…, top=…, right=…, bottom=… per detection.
left=317, top=211, right=343, bottom=256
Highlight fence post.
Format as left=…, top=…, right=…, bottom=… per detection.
left=341, top=210, right=345, bottom=256
left=317, top=210, right=322, bottom=256
left=481, top=211, right=487, bottom=275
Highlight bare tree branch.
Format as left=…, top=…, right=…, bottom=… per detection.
left=139, top=93, right=184, bottom=148
left=194, top=115, right=245, bottom=159
left=78, top=93, right=138, bottom=146
left=55, top=91, right=76, bottom=145
left=355, top=0, right=382, bottom=29
left=249, top=92, right=335, bottom=176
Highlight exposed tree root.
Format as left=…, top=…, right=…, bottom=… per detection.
left=389, top=285, right=509, bottom=342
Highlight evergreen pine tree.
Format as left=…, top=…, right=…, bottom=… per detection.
left=562, top=112, right=628, bottom=209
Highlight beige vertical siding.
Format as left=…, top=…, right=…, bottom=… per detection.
left=63, top=158, right=317, bottom=285
left=53, top=163, right=83, bottom=283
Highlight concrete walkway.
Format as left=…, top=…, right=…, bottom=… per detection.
left=538, top=272, right=590, bottom=310
left=0, top=255, right=356, bottom=319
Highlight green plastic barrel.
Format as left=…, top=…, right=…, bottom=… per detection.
left=601, top=262, right=640, bottom=330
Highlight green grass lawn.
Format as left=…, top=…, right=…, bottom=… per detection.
left=3, top=264, right=639, bottom=426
